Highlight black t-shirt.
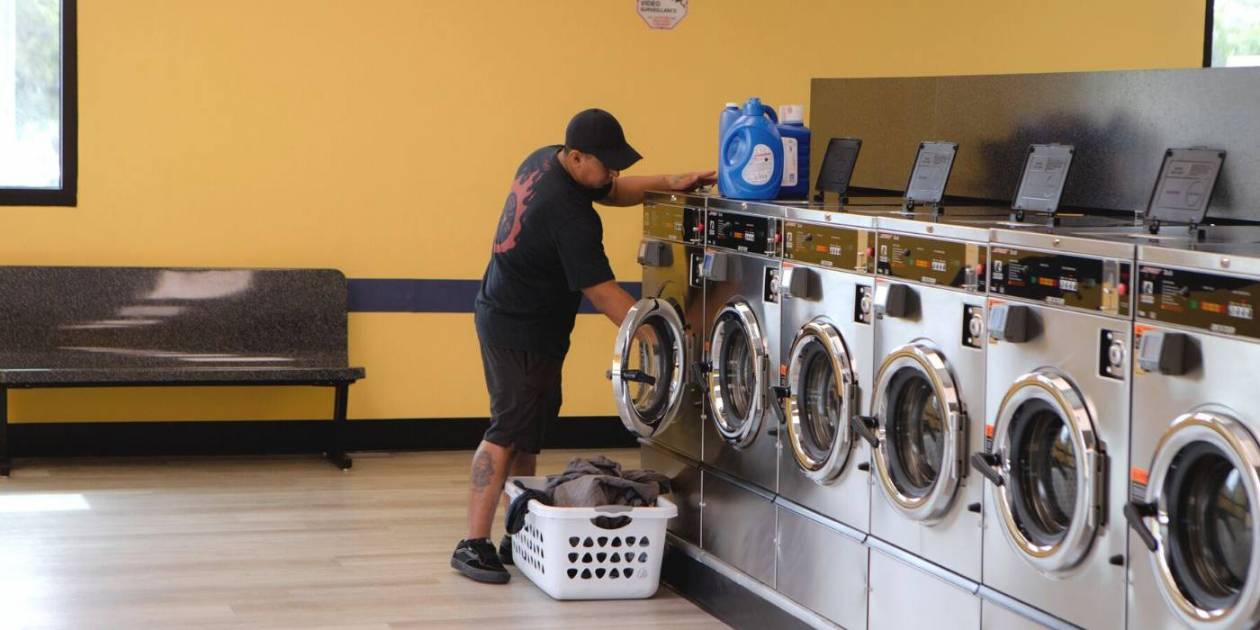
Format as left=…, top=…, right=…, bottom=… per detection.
left=474, top=145, right=616, bottom=358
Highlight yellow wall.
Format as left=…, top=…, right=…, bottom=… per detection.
left=7, top=1, right=1204, bottom=423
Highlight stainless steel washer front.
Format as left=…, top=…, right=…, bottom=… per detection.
left=1132, top=409, right=1260, bottom=628
left=611, top=297, right=690, bottom=440
left=868, top=342, right=966, bottom=524
left=784, top=317, right=856, bottom=483
left=987, top=369, right=1103, bottom=577
left=707, top=300, right=771, bottom=449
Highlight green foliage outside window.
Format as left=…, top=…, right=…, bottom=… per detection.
left=1214, top=0, right=1260, bottom=67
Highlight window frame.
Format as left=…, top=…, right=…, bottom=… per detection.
left=1206, top=0, right=1215, bottom=67
left=0, top=0, right=77, bottom=207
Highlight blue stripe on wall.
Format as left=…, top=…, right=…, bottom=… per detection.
left=346, top=279, right=642, bottom=314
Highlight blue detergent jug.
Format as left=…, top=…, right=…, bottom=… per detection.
left=776, top=104, right=810, bottom=199
left=718, top=98, right=783, bottom=200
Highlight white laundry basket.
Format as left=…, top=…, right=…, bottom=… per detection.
left=505, top=476, right=677, bottom=600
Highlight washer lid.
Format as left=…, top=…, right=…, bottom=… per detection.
left=706, top=301, right=769, bottom=448
left=988, top=369, right=1102, bottom=577
left=785, top=318, right=856, bottom=483
left=610, top=298, right=689, bottom=439
left=869, top=342, right=965, bottom=522
left=1141, top=411, right=1260, bottom=629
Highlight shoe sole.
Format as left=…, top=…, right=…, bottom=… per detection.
left=451, top=557, right=511, bottom=584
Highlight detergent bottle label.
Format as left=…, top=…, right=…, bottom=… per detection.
left=782, top=137, right=798, bottom=186
left=742, top=144, right=776, bottom=185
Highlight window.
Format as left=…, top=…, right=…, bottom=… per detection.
left=1209, top=0, right=1260, bottom=67
left=0, top=0, right=75, bottom=205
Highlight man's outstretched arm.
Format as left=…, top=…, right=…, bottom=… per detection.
left=601, top=171, right=717, bottom=207
left=582, top=279, right=637, bottom=327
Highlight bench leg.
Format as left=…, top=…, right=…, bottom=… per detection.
left=325, top=383, right=352, bottom=471
left=0, top=387, right=9, bottom=477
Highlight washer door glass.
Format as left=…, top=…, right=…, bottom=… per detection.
left=707, top=302, right=767, bottom=448
left=1167, top=443, right=1251, bottom=610
left=990, top=369, right=1100, bottom=576
left=885, top=367, right=946, bottom=498
left=870, top=343, right=964, bottom=522
left=1144, top=411, right=1260, bottom=625
left=1007, top=399, right=1078, bottom=547
left=611, top=298, right=688, bottom=439
left=785, top=319, right=855, bottom=482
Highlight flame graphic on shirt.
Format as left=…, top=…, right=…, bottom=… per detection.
left=493, top=164, right=545, bottom=254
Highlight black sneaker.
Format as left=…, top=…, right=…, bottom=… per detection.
left=499, top=534, right=514, bottom=566
left=451, top=538, right=510, bottom=584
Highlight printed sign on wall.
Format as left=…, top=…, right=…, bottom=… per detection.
left=637, top=0, right=687, bottom=30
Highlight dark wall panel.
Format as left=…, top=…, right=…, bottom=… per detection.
left=811, top=68, right=1260, bottom=220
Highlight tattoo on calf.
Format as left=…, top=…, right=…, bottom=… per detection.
left=471, top=449, right=495, bottom=490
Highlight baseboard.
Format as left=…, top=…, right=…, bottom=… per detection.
left=661, top=542, right=819, bottom=630
left=6, top=417, right=638, bottom=457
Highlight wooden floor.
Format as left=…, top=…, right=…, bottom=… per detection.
left=0, top=449, right=725, bottom=629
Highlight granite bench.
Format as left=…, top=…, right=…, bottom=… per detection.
left=0, top=266, right=366, bottom=476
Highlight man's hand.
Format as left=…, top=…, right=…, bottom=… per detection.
left=664, top=171, right=717, bottom=192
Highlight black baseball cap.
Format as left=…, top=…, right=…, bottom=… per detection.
left=564, top=109, right=642, bottom=171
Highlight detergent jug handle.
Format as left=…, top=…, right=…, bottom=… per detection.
left=762, top=105, right=778, bottom=123
left=721, top=128, right=754, bottom=169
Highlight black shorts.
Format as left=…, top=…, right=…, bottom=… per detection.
left=479, top=343, right=564, bottom=455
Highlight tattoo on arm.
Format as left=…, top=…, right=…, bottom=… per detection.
left=471, top=449, right=495, bottom=491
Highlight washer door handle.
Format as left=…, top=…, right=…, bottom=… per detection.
left=618, top=369, right=657, bottom=386
left=969, top=452, right=1005, bottom=487
left=771, top=385, right=790, bottom=400
left=851, top=415, right=880, bottom=448
left=1124, top=501, right=1159, bottom=553
left=769, top=385, right=789, bottom=428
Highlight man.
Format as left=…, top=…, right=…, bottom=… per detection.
left=451, top=109, right=714, bottom=583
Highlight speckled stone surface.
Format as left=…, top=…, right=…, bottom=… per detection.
left=0, top=267, right=364, bottom=385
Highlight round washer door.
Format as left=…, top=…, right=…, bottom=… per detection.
left=610, top=297, right=689, bottom=439
left=707, top=301, right=770, bottom=448
left=1142, top=411, right=1260, bottom=628
left=785, top=317, right=857, bottom=483
left=989, top=369, right=1102, bottom=576
left=870, top=342, right=966, bottom=522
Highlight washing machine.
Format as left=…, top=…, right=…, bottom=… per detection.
left=773, top=205, right=876, bottom=628
left=1125, top=239, right=1260, bottom=629
left=968, top=228, right=1136, bottom=630
left=854, top=215, right=991, bottom=591
left=697, top=196, right=784, bottom=587
left=610, top=190, right=707, bottom=545
left=777, top=206, right=878, bottom=530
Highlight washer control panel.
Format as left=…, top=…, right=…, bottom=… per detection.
left=643, top=203, right=704, bottom=244
left=989, top=246, right=1131, bottom=317
left=707, top=210, right=779, bottom=256
left=782, top=221, right=874, bottom=273
left=875, top=232, right=986, bottom=291
left=1136, top=264, right=1260, bottom=339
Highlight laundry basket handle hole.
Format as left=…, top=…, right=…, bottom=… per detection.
left=591, top=515, right=633, bottom=530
